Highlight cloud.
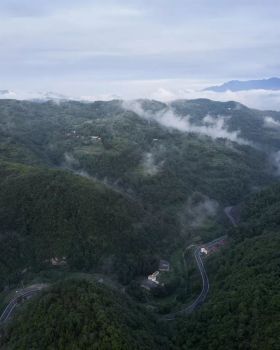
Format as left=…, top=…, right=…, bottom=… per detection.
left=123, top=100, right=250, bottom=145
left=80, top=93, right=122, bottom=102
left=0, top=1, right=279, bottom=97
left=63, top=152, right=80, bottom=168
left=141, top=152, right=163, bottom=176
left=151, top=88, right=177, bottom=101
left=2, top=80, right=280, bottom=112
left=263, top=116, right=280, bottom=128
left=181, top=193, right=219, bottom=228
left=149, top=86, right=280, bottom=111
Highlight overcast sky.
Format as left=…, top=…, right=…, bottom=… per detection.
left=0, top=0, right=279, bottom=100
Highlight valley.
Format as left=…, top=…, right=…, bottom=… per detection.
left=0, top=98, right=280, bottom=349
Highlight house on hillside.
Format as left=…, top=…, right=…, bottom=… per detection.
left=142, top=271, right=160, bottom=290
left=141, top=260, right=171, bottom=291
left=200, top=247, right=208, bottom=255
left=148, top=271, right=160, bottom=284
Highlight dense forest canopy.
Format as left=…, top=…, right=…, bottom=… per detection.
left=0, top=279, right=171, bottom=350
left=0, top=98, right=277, bottom=289
left=175, top=183, right=280, bottom=350
left=0, top=98, right=280, bottom=349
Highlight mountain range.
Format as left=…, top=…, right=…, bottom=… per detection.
left=0, top=98, right=280, bottom=349
left=2, top=78, right=280, bottom=104
left=204, top=77, right=280, bottom=92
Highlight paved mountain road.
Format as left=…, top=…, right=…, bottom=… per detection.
left=163, top=236, right=225, bottom=321
left=163, top=205, right=236, bottom=320
left=0, top=286, right=45, bottom=325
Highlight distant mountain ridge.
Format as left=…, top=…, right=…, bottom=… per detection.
left=0, top=89, right=72, bottom=101
left=204, top=77, right=280, bottom=92
left=0, top=89, right=120, bottom=102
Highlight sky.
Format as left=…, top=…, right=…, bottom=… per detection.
left=0, top=0, right=279, bottom=105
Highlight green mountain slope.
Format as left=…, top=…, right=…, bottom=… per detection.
left=1, top=98, right=280, bottom=349
left=3, top=183, right=280, bottom=349
left=0, top=279, right=171, bottom=350
left=0, top=99, right=274, bottom=207
left=175, top=183, right=280, bottom=350
left=0, top=161, right=162, bottom=289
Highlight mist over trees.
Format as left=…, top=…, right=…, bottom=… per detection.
left=0, top=98, right=280, bottom=349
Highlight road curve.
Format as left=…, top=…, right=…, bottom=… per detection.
left=163, top=247, right=209, bottom=320
left=163, top=236, right=226, bottom=321
left=0, top=287, right=43, bottom=324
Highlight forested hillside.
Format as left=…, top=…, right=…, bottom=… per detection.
left=2, top=182, right=280, bottom=349
left=0, top=161, right=168, bottom=289
left=0, top=98, right=280, bottom=349
left=175, top=183, right=280, bottom=350
left=0, top=98, right=277, bottom=291
left=0, top=279, right=171, bottom=350
left=0, top=99, right=277, bottom=208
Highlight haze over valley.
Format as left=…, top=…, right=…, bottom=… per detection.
left=0, top=1, right=280, bottom=349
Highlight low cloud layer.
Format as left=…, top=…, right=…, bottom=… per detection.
left=123, top=100, right=249, bottom=145
left=150, top=87, right=280, bottom=111
left=263, top=116, right=280, bottom=128
left=62, top=152, right=137, bottom=200
left=141, top=152, right=161, bottom=176
left=1, top=83, right=280, bottom=112
left=181, top=194, right=219, bottom=228
left=0, top=1, right=279, bottom=104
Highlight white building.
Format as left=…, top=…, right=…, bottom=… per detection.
left=200, top=247, right=208, bottom=255
left=148, top=271, right=160, bottom=284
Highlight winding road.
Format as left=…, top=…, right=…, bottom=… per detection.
left=163, top=236, right=225, bottom=321
left=0, top=286, right=45, bottom=325
left=1, top=209, right=235, bottom=324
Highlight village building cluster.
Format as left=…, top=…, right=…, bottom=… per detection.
left=65, top=130, right=102, bottom=144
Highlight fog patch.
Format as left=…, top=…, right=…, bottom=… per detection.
left=75, top=169, right=92, bottom=178
left=142, top=152, right=159, bottom=176
left=181, top=194, right=219, bottom=228
left=202, top=114, right=217, bottom=125
left=149, top=87, right=280, bottom=111
left=263, top=116, right=280, bottom=128
left=63, top=153, right=80, bottom=169
left=123, top=100, right=249, bottom=145
left=62, top=153, right=92, bottom=178
left=61, top=153, right=137, bottom=200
